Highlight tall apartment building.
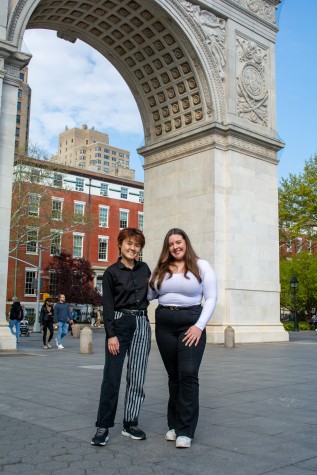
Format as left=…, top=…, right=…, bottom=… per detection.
left=15, top=67, right=31, bottom=155
left=51, top=124, right=135, bottom=180
left=7, top=157, right=144, bottom=318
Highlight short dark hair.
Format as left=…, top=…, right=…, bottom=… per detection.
left=117, top=228, right=145, bottom=250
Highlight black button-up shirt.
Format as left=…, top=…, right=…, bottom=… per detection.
left=102, top=258, right=151, bottom=337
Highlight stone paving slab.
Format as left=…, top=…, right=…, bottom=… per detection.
left=1, top=330, right=317, bottom=474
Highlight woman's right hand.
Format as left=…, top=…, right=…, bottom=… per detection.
left=108, top=336, right=120, bottom=355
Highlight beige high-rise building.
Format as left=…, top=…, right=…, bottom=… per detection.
left=15, top=67, right=31, bottom=155
left=51, top=124, right=135, bottom=180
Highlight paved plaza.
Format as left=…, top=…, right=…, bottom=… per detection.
left=1, top=329, right=317, bottom=475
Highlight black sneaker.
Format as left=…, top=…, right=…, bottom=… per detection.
left=122, top=426, right=146, bottom=440
left=91, top=427, right=109, bottom=446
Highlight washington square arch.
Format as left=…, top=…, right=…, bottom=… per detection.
left=0, top=0, right=288, bottom=349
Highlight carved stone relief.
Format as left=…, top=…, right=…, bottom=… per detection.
left=231, top=0, right=277, bottom=24
left=143, top=132, right=277, bottom=168
left=236, top=37, right=268, bottom=126
left=179, top=1, right=226, bottom=80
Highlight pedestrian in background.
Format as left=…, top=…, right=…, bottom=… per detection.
left=40, top=298, right=54, bottom=349
left=9, top=296, right=23, bottom=343
left=54, top=294, right=72, bottom=349
left=148, top=228, right=217, bottom=448
left=91, top=228, right=151, bottom=447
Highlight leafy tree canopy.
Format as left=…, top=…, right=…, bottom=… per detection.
left=279, top=153, right=317, bottom=241
left=280, top=252, right=317, bottom=321
left=48, top=251, right=103, bottom=306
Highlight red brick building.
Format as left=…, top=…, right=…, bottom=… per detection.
left=7, top=158, right=144, bottom=318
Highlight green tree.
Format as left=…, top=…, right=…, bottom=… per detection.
left=280, top=252, right=317, bottom=321
left=279, top=153, right=317, bottom=243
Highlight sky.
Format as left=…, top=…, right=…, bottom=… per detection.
left=22, top=0, right=317, bottom=183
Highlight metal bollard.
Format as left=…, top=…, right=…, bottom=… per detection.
left=80, top=327, right=93, bottom=354
left=72, top=324, right=81, bottom=339
left=224, top=325, right=235, bottom=348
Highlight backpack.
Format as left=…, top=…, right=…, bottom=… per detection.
left=15, top=305, right=24, bottom=321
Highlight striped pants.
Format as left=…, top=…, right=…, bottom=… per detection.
left=96, top=313, right=151, bottom=428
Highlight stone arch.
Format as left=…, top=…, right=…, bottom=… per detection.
left=1, top=0, right=288, bottom=349
left=7, top=0, right=227, bottom=145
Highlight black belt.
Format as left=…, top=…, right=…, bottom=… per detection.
left=158, top=305, right=199, bottom=311
left=116, top=309, right=148, bottom=316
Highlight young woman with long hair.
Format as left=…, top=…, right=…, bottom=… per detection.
left=149, top=228, right=217, bottom=448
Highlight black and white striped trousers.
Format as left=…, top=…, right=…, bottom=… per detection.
left=96, top=312, right=151, bottom=429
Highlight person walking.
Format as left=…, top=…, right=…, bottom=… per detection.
left=8, top=296, right=23, bottom=343
left=148, top=228, right=217, bottom=448
left=54, top=294, right=72, bottom=349
left=91, top=228, right=151, bottom=447
left=40, top=298, right=54, bottom=349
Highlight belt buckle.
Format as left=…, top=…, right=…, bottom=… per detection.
left=169, top=306, right=178, bottom=311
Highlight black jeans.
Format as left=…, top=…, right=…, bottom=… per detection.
left=155, top=305, right=206, bottom=439
left=96, top=313, right=151, bottom=429
left=43, top=320, right=54, bottom=345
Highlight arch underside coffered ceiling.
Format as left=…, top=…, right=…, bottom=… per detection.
left=8, top=0, right=227, bottom=146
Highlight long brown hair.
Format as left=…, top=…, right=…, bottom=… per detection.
left=149, top=228, right=201, bottom=290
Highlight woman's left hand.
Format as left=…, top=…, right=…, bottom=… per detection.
left=183, top=325, right=202, bottom=347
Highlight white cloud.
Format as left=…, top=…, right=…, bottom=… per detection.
left=23, top=29, right=144, bottom=160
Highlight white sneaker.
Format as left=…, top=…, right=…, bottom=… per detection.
left=176, top=436, right=191, bottom=448
left=55, top=337, right=59, bottom=348
left=57, top=344, right=64, bottom=349
left=165, top=429, right=176, bottom=441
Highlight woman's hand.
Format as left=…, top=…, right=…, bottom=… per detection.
left=182, top=325, right=202, bottom=347
left=108, top=336, right=120, bottom=355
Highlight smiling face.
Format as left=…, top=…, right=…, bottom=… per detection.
left=168, top=234, right=187, bottom=262
left=120, top=236, right=142, bottom=266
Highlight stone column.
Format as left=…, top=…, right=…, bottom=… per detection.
left=0, top=43, right=31, bottom=349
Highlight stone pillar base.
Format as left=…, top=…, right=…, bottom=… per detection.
left=0, top=324, right=17, bottom=350
left=206, top=323, right=289, bottom=344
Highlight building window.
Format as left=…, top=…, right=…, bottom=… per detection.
left=119, top=210, right=129, bottom=229
left=18, top=89, right=22, bottom=98
left=104, top=161, right=109, bottom=166
left=17, top=102, right=21, bottom=110
left=139, top=191, right=144, bottom=204
left=20, top=72, right=25, bottom=81
left=95, top=153, right=101, bottom=157
left=138, top=212, right=144, bottom=231
left=30, top=168, right=40, bottom=183
left=16, top=114, right=21, bottom=124
left=119, top=153, right=124, bottom=157
left=100, top=183, right=108, bottom=196
left=295, top=237, right=302, bottom=253
left=104, top=148, right=110, bottom=153
left=25, top=270, right=36, bottom=295
left=52, top=198, right=63, bottom=220
left=74, top=201, right=85, bottom=222
left=120, top=187, right=128, bottom=199
left=73, top=234, right=84, bottom=258
left=53, top=173, right=63, bottom=187
left=28, top=193, right=40, bottom=216
left=99, top=206, right=109, bottom=227
left=50, top=231, right=62, bottom=256
left=75, top=178, right=84, bottom=191
left=138, top=251, right=143, bottom=262
left=49, top=271, right=58, bottom=297
left=112, top=157, right=116, bottom=161
left=26, top=228, right=38, bottom=254
left=98, top=236, right=109, bottom=261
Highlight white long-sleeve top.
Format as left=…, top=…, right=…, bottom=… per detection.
left=148, top=259, right=217, bottom=331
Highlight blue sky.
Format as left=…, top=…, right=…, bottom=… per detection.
left=23, top=0, right=316, bottom=183
left=276, top=0, right=317, bottom=181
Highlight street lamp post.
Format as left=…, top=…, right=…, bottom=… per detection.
left=290, top=276, right=299, bottom=332
left=33, top=245, right=47, bottom=333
